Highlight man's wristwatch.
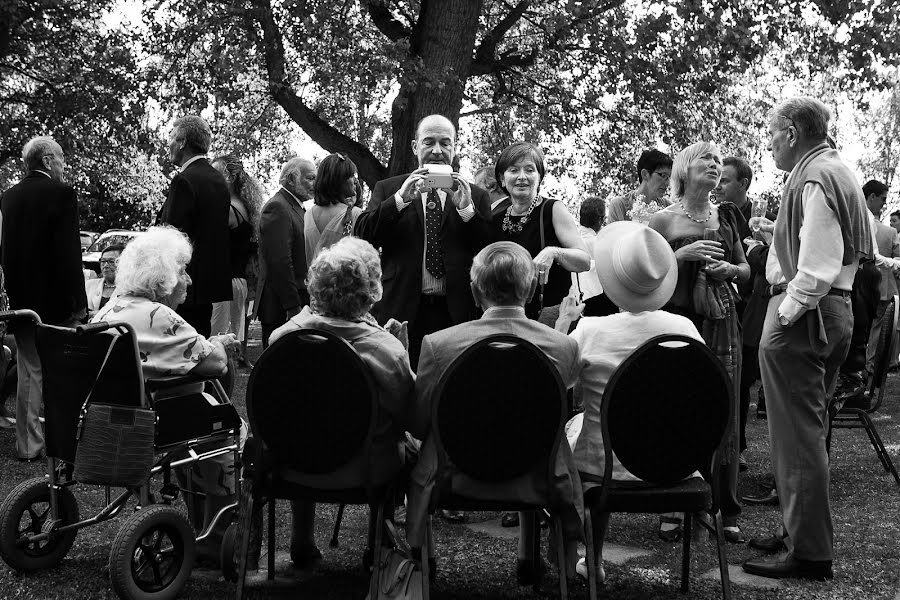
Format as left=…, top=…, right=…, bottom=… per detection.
left=778, top=313, right=790, bottom=327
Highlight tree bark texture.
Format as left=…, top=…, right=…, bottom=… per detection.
left=386, top=0, right=483, bottom=177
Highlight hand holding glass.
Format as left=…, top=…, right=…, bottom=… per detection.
left=750, top=199, right=767, bottom=232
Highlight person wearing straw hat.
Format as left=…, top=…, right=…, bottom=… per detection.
left=557, top=221, right=704, bottom=585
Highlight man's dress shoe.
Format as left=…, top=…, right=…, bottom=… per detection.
left=742, top=555, right=833, bottom=580
left=748, top=534, right=787, bottom=553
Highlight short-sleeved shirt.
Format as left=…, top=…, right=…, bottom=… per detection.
left=92, top=294, right=214, bottom=378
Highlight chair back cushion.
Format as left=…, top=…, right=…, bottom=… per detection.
left=434, top=334, right=566, bottom=483
left=35, top=324, right=143, bottom=462
left=603, top=335, right=730, bottom=485
left=247, top=328, right=376, bottom=474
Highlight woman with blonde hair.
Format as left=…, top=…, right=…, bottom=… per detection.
left=649, top=141, right=750, bottom=544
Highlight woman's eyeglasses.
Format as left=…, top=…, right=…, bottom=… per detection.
left=99, top=259, right=117, bottom=265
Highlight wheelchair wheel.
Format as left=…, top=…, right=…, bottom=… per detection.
left=0, top=476, right=80, bottom=571
left=219, top=522, right=238, bottom=582
left=109, top=504, right=195, bottom=600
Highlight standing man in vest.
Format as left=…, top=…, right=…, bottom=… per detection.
left=743, top=97, right=872, bottom=580
left=1, top=136, right=87, bottom=460
left=159, top=115, right=231, bottom=337
left=355, top=115, right=493, bottom=369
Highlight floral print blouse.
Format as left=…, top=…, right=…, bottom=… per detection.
left=91, top=294, right=214, bottom=378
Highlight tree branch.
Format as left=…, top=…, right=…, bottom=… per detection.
left=360, top=0, right=411, bottom=43
left=471, top=0, right=532, bottom=72
left=247, top=0, right=387, bottom=185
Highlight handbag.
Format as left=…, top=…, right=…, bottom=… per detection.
left=73, top=403, right=156, bottom=487
left=73, top=334, right=156, bottom=487
left=365, top=521, right=423, bottom=600
left=692, top=269, right=727, bottom=320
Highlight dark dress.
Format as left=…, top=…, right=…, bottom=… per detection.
left=492, top=197, right=570, bottom=320
left=661, top=203, right=744, bottom=522
left=229, top=205, right=254, bottom=279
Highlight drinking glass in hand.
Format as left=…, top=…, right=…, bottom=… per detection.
left=750, top=199, right=767, bottom=232
left=703, top=228, right=718, bottom=270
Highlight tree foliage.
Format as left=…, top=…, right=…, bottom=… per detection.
left=0, top=0, right=161, bottom=229
left=143, top=0, right=900, bottom=192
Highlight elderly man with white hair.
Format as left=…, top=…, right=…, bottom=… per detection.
left=255, top=157, right=317, bottom=347
left=743, top=97, right=872, bottom=581
left=1, top=136, right=86, bottom=461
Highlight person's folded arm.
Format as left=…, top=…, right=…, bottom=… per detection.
left=189, top=339, right=229, bottom=377
left=779, top=182, right=844, bottom=324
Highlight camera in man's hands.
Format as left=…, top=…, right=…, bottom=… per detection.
left=421, top=164, right=453, bottom=190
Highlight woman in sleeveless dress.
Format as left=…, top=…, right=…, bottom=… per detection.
left=649, top=141, right=751, bottom=544
left=211, top=154, right=263, bottom=364
left=490, top=142, right=590, bottom=325
left=304, top=153, right=362, bottom=267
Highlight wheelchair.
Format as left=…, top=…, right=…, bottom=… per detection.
left=0, top=309, right=243, bottom=600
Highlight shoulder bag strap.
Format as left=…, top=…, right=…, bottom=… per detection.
left=75, top=333, right=124, bottom=441
left=537, top=198, right=548, bottom=311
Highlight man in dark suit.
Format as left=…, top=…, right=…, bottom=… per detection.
left=1, top=136, right=87, bottom=460
left=158, top=115, right=231, bottom=337
left=255, top=157, right=316, bottom=347
left=355, top=114, right=493, bottom=369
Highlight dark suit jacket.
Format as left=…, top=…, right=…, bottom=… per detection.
left=354, top=174, right=493, bottom=326
left=255, top=189, right=307, bottom=324
left=1, top=172, right=87, bottom=324
left=158, top=158, right=231, bottom=305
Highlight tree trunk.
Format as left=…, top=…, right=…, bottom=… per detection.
left=386, top=0, right=483, bottom=177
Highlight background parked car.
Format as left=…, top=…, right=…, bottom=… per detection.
left=79, top=231, right=99, bottom=252
left=81, top=229, right=143, bottom=277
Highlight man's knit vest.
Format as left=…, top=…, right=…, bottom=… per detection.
left=773, top=143, right=872, bottom=281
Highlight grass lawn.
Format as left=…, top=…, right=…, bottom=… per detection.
left=1, top=324, right=899, bottom=599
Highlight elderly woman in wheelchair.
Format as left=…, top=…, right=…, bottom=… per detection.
left=91, top=226, right=247, bottom=556
left=0, top=226, right=245, bottom=600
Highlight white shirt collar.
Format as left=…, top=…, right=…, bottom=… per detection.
left=280, top=186, right=305, bottom=206
left=178, top=155, right=206, bottom=172
left=33, top=169, right=52, bottom=179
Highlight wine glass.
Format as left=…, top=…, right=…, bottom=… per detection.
left=750, top=198, right=767, bottom=233
left=703, top=227, right=718, bottom=270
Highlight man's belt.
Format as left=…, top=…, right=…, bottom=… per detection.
left=764, top=283, right=851, bottom=298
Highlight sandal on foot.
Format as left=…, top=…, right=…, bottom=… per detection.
left=575, top=557, right=606, bottom=585
left=658, top=516, right=683, bottom=542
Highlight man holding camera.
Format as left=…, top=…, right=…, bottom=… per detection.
left=355, top=114, right=493, bottom=370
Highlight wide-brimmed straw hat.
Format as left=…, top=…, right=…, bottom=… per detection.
left=594, top=221, right=678, bottom=313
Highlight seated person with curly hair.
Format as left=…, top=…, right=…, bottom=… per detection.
left=270, top=236, right=415, bottom=569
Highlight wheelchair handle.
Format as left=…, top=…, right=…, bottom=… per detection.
left=0, top=309, right=41, bottom=325
left=76, top=321, right=113, bottom=335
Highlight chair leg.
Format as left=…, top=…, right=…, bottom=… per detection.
left=421, top=517, right=432, bottom=600
left=583, top=509, right=597, bottom=600
left=864, top=415, right=900, bottom=484
left=331, top=503, right=346, bottom=547
left=553, top=516, right=568, bottom=599
left=235, top=480, right=255, bottom=600
left=712, top=510, right=732, bottom=600
left=532, top=511, right=542, bottom=593
left=267, top=497, right=276, bottom=580
left=681, top=512, right=692, bottom=593
left=368, top=501, right=385, bottom=600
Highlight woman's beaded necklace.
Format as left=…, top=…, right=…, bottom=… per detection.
left=680, top=201, right=712, bottom=224
left=502, top=195, right=540, bottom=234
